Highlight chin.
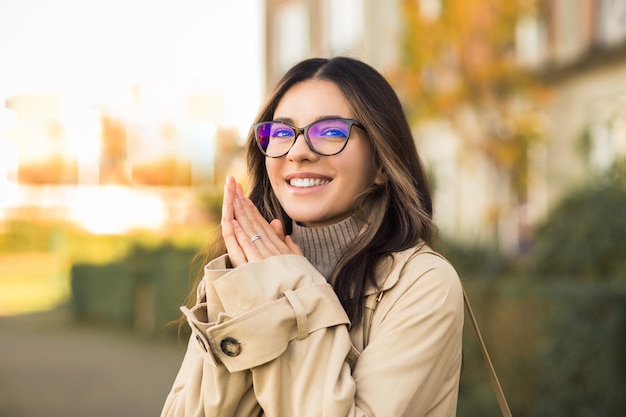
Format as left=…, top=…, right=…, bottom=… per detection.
left=287, top=212, right=324, bottom=226
left=289, top=214, right=319, bottom=224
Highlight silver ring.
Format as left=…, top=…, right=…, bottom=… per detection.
left=250, top=233, right=262, bottom=242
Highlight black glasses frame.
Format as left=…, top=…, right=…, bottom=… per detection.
left=253, top=117, right=366, bottom=158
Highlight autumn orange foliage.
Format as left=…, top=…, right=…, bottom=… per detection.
left=394, top=0, right=546, bottom=203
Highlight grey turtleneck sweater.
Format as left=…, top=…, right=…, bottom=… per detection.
left=290, top=216, right=363, bottom=279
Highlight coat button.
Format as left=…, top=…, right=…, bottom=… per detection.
left=220, top=337, right=241, bottom=357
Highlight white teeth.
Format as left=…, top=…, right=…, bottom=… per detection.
left=289, top=178, right=330, bottom=188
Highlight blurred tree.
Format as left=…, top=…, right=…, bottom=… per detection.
left=18, top=155, right=78, bottom=184
left=18, top=121, right=78, bottom=184
left=131, top=157, right=192, bottom=186
left=521, top=160, right=626, bottom=281
left=393, top=0, right=547, bottom=251
left=100, top=114, right=130, bottom=185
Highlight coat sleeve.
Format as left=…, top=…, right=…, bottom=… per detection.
left=160, top=253, right=352, bottom=417
left=246, top=252, right=464, bottom=417
left=162, top=252, right=463, bottom=417
left=160, top=256, right=260, bottom=417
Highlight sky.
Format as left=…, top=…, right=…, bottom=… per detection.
left=0, top=0, right=264, bottom=129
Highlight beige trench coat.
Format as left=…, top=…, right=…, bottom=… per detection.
left=160, top=245, right=464, bottom=417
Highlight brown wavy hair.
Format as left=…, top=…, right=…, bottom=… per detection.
left=242, top=56, right=436, bottom=325
left=184, top=57, right=435, bottom=327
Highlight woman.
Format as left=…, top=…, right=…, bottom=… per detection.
left=161, top=57, right=464, bottom=417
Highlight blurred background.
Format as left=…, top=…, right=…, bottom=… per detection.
left=0, top=0, right=625, bottom=416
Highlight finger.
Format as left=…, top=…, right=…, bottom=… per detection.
left=230, top=218, right=265, bottom=263
left=232, top=197, right=278, bottom=260
left=233, top=196, right=278, bottom=244
left=285, top=235, right=304, bottom=256
left=221, top=176, right=247, bottom=266
left=269, top=219, right=285, bottom=241
left=233, top=197, right=292, bottom=258
left=236, top=181, right=245, bottom=199
left=221, top=176, right=235, bottom=223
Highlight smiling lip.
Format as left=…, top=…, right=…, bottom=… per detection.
left=284, top=173, right=332, bottom=190
left=288, top=178, right=331, bottom=188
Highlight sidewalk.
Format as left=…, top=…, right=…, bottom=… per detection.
left=0, top=308, right=186, bottom=417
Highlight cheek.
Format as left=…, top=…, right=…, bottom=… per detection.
left=349, top=149, right=378, bottom=186
left=265, top=160, right=281, bottom=189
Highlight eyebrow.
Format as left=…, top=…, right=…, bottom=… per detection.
left=273, top=115, right=346, bottom=125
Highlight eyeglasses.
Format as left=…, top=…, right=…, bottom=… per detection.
left=253, top=117, right=365, bottom=158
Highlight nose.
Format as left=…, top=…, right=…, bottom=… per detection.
left=287, top=132, right=319, bottom=162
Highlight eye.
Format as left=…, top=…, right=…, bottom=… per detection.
left=310, top=120, right=349, bottom=139
left=270, top=125, right=295, bottom=139
left=319, top=127, right=347, bottom=137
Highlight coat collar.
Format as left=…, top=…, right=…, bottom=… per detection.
left=364, top=243, right=431, bottom=296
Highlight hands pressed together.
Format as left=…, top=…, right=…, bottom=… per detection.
left=221, top=176, right=303, bottom=267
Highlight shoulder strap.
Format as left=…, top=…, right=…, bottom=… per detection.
left=363, top=288, right=512, bottom=417
left=463, top=289, right=513, bottom=417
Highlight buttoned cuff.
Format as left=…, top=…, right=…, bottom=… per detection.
left=208, top=283, right=349, bottom=372
left=212, top=254, right=329, bottom=315
left=181, top=254, right=350, bottom=372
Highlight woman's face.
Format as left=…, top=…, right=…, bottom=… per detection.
left=266, top=79, right=383, bottom=227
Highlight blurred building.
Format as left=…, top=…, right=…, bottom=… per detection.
left=5, top=95, right=78, bottom=185
left=534, top=0, right=626, bottom=205
left=264, top=0, right=402, bottom=89
left=263, top=0, right=523, bottom=249
left=263, top=0, right=626, bottom=253
left=0, top=87, right=242, bottom=233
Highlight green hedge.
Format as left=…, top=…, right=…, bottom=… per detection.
left=458, top=281, right=626, bottom=417
left=71, top=244, right=198, bottom=335
left=523, top=163, right=626, bottom=281
left=455, top=163, right=626, bottom=416
left=71, top=260, right=134, bottom=326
